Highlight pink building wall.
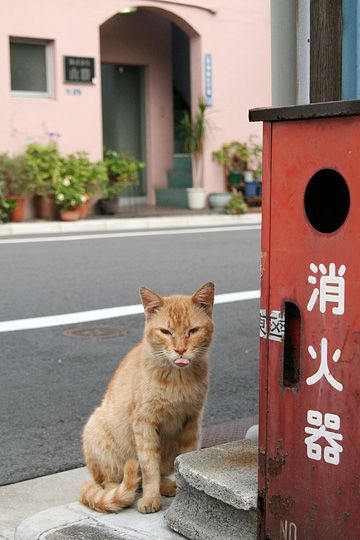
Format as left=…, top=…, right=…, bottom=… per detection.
left=0, top=0, right=271, bottom=204
left=0, top=0, right=103, bottom=158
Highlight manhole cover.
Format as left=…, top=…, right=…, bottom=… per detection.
left=63, top=326, right=127, bottom=339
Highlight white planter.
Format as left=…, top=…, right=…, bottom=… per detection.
left=187, top=187, right=207, bottom=210
left=244, top=170, right=254, bottom=182
left=208, top=192, right=232, bottom=209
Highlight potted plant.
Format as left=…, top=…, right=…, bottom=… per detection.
left=25, top=142, right=62, bottom=219
left=180, top=97, right=209, bottom=210
left=61, top=152, right=107, bottom=218
left=84, top=159, right=108, bottom=217
left=0, top=180, right=16, bottom=223
left=54, top=173, right=84, bottom=221
left=0, top=153, right=29, bottom=222
left=248, top=136, right=262, bottom=196
left=212, top=141, right=249, bottom=190
left=225, top=192, right=248, bottom=215
left=208, top=192, right=232, bottom=210
left=98, top=147, right=144, bottom=215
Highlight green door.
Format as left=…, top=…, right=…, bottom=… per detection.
left=101, top=63, right=146, bottom=196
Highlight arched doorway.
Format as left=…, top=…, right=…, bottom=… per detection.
left=100, top=7, right=201, bottom=205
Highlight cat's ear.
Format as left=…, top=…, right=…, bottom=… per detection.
left=139, top=286, right=163, bottom=318
left=192, top=282, right=215, bottom=315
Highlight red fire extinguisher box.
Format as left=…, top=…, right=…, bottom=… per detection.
left=249, top=101, right=360, bottom=539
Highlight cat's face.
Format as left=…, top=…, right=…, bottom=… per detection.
left=140, top=283, right=214, bottom=369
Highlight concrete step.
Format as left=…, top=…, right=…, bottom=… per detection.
left=164, top=439, right=258, bottom=540
left=173, top=153, right=192, bottom=170
left=167, top=170, right=193, bottom=189
left=155, top=188, right=189, bottom=208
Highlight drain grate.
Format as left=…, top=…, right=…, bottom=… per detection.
left=63, top=325, right=127, bottom=339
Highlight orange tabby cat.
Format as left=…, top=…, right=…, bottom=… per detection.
left=80, top=282, right=215, bottom=514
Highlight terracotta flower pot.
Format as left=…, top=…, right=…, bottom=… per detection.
left=60, top=208, right=80, bottom=221
left=34, top=196, right=56, bottom=220
left=78, top=195, right=90, bottom=219
left=9, top=195, right=25, bottom=222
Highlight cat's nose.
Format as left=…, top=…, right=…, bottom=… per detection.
left=175, top=347, right=186, bottom=356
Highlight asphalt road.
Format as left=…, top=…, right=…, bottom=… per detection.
left=0, top=225, right=261, bottom=485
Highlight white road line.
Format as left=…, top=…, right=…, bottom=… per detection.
left=0, top=290, right=260, bottom=333
left=0, top=225, right=260, bottom=245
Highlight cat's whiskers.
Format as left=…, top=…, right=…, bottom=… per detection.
left=193, top=345, right=210, bottom=359
left=151, top=346, right=167, bottom=359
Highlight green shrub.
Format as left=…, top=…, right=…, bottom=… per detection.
left=102, top=147, right=144, bottom=200
left=25, top=143, right=62, bottom=197
left=225, top=192, right=248, bottom=215
left=212, top=141, right=249, bottom=173
left=60, top=152, right=107, bottom=195
left=247, top=136, right=262, bottom=180
left=0, top=181, right=16, bottom=223
left=0, top=153, right=29, bottom=196
left=54, top=176, right=84, bottom=210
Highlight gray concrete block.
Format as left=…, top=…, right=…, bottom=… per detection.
left=164, top=439, right=258, bottom=540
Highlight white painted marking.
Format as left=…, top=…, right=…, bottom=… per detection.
left=0, top=225, right=260, bottom=245
left=0, top=290, right=260, bottom=333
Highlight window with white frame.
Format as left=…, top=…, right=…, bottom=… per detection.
left=10, top=38, right=54, bottom=97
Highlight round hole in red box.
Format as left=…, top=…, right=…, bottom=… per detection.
left=304, top=169, right=350, bottom=233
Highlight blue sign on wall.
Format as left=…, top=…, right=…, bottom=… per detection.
left=205, top=53, right=212, bottom=107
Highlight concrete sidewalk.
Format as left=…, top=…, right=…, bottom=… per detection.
left=0, top=211, right=261, bottom=236
left=4, top=468, right=181, bottom=540
left=1, top=209, right=261, bottom=539
left=2, top=417, right=258, bottom=540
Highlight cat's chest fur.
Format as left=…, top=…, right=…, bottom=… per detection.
left=138, top=367, right=208, bottom=432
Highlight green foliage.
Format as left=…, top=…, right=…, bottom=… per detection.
left=0, top=153, right=30, bottom=196
left=54, top=176, right=84, bottom=210
left=179, top=97, right=208, bottom=156
left=103, top=147, right=144, bottom=200
left=213, top=137, right=263, bottom=178
left=247, top=136, right=262, bottom=179
left=25, top=143, right=62, bottom=197
left=225, top=192, right=248, bottom=215
left=179, top=97, right=209, bottom=188
left=0, top=181, right=16, bottom=223
left=212, top=141, right=249, bottom=173
left=0, top=142, right=148, bottom=213
left=61, top=152, right=107, bottom=195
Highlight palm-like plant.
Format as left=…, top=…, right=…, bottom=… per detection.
left=180, top=97, right=208, bottom=188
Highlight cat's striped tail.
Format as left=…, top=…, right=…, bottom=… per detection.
left=79, top=458, right=140, bottom=513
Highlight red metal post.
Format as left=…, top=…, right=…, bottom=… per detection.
left=250, top=102, right=360, bottom=539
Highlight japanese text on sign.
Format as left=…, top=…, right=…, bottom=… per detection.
left=204, top=53, right=212, bottom=107
left=64, top=56, right=95, bottom=84
left=304, top=260, right=346, bottom=465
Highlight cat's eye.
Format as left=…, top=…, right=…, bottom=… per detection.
left=160, top=328, right=172, bottom=336
left=189, top=327, right=200, bottom=335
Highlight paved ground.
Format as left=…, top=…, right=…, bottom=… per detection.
left=0, top=210, right=262, bottom=540
left=0, top=217, right=261, bottom=485
left=1, top=416, right=258, bottom=540
left=0, top=301, right=260, bottom=485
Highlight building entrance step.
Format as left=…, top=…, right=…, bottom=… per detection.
left=164, top=439, right=258, bottom=540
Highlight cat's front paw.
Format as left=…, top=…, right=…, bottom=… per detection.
left=137, top=495, right=161, bottom=514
